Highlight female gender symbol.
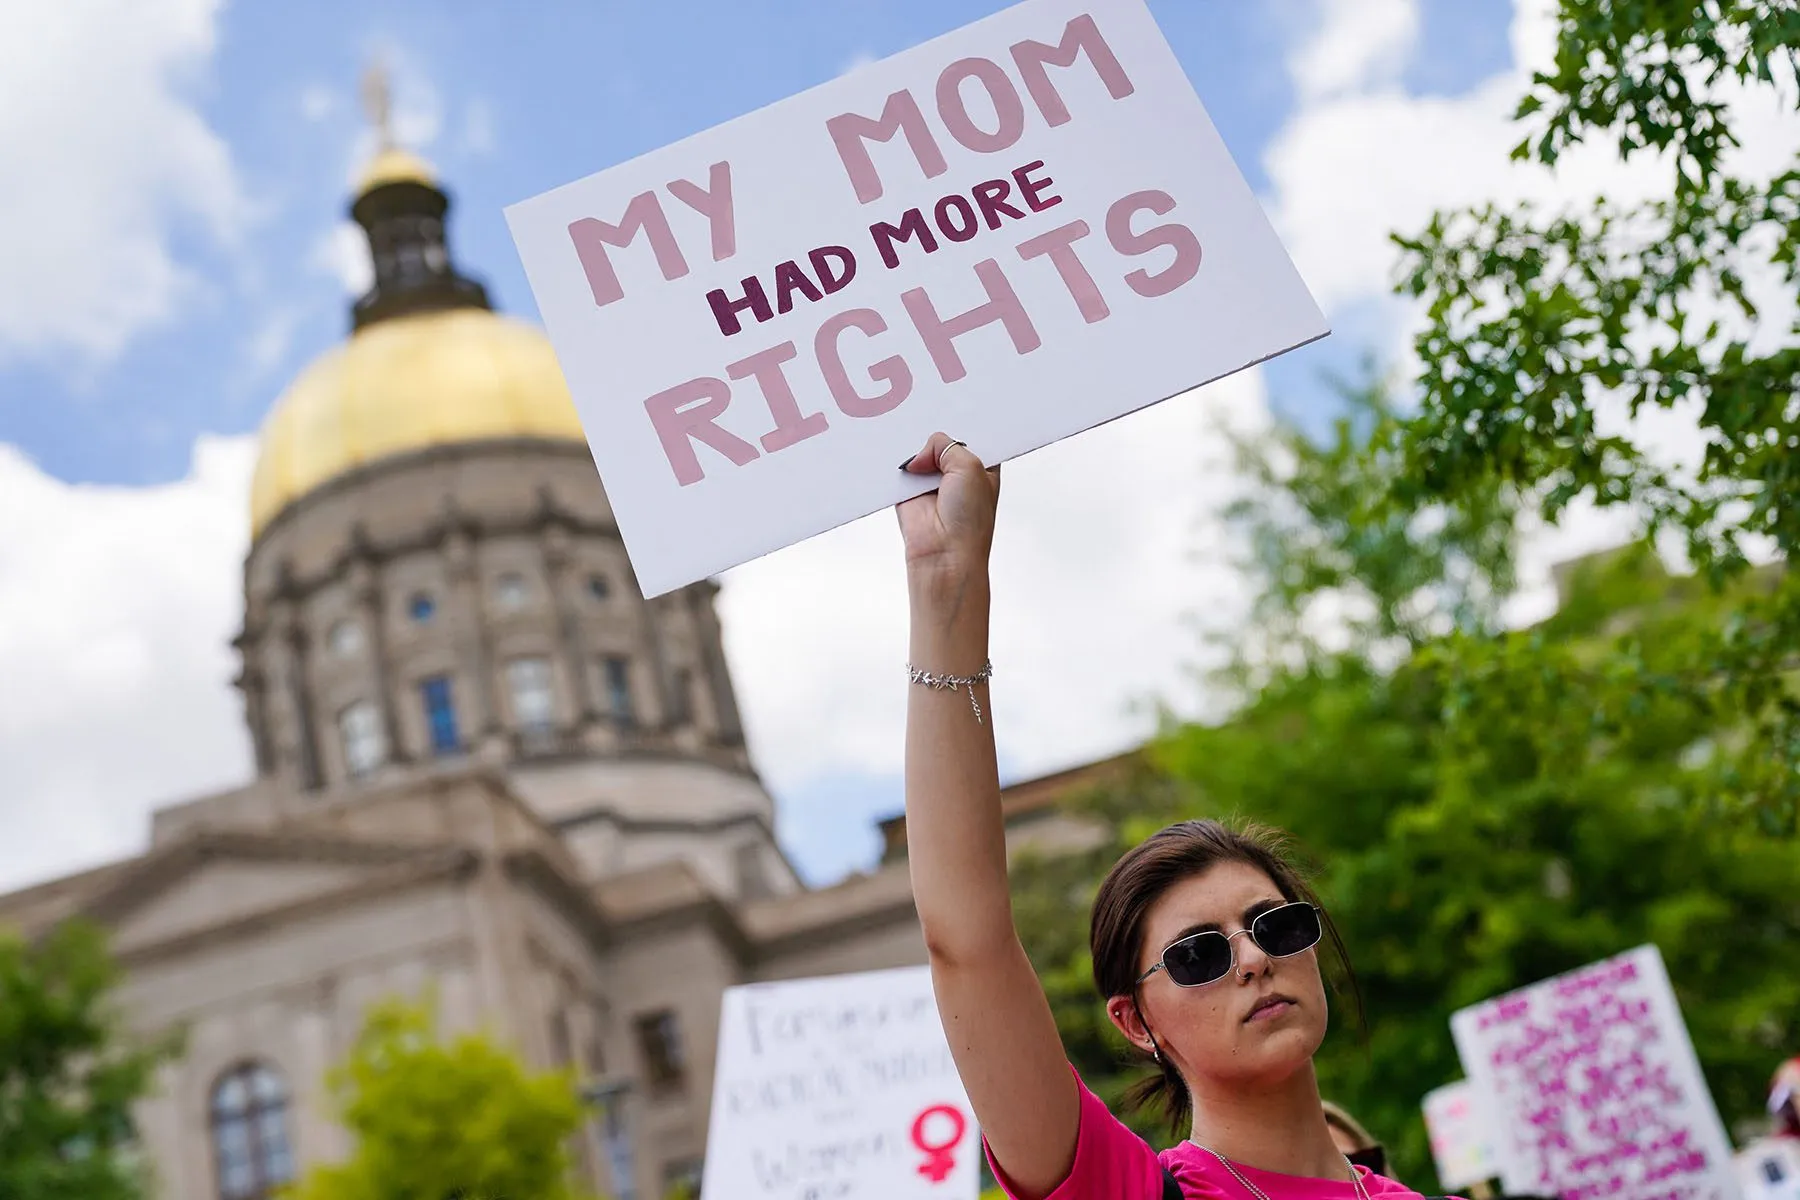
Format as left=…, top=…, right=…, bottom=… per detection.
left=910, top=1104, right=969, bottom=1184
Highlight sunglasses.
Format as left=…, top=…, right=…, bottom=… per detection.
left=1136, top=901, right=1323, bottom=988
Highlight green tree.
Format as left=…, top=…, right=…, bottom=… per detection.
left=1008, top=391, right=1800, bottom=1190
left=286, top=997, right=596, bottom=1200
left=0, top=920, right=181, bottom=1200
left=1392, top=0, right=1800, bottom=832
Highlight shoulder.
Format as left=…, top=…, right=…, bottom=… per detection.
left=1361, top=1170, right=1448, bottom=1200
left=1157, top=1147, right=1240, bottom=1200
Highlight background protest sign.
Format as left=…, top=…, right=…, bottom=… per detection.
left=1451, top=945, right=1737, bottom=1200
left=700, top=965, right=979, bottom=1200
left=1422, top=1080, right=1502, bottom=1192
left=506, top=0, right=1327, bottom=596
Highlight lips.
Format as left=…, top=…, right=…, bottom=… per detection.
left=1245, top=994, right=1297, bottom=1023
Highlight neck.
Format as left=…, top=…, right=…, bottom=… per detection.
left=1186, top=1063, right=1350, bottom=1182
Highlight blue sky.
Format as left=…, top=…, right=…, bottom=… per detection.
left=1, top=0, right=1510, bottom=486
left=0, top=0, right=1527, bottom=890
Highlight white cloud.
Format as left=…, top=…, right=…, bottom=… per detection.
left=721, top=373, right=1266, bottom=795
left=460, top=98, right=497, bottom=156
left=312, top=221, right=374, bottom=297
left=0, top=0, right=246, bottom=363
left=0, top=436, right=256, bottom=892
left=1287, top=0, right=1420, bottom=105
left=300, top=83, right=337, bottom=123
left=1266, top=0, right=1800, bottom=619
left=838, top=51, right=878, bottom=77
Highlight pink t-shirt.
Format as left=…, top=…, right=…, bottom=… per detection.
left=985, top=1071, right=1440, bottom=1200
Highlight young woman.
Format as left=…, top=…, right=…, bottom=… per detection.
left=896, top=432, right=1441, bottom=1200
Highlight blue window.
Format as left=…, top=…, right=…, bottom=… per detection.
left=603, top=656, right=634, bottom=728
left=408, top=592, right=436, bottom=623
left=210, top=1062, right=293, bottom=1200
left=419, top=675, right=460, bottom=754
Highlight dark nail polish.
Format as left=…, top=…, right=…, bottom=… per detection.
left=898, top=457, right=915, bottom=470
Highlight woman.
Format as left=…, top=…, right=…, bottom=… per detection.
left=897, top=433, right=1439, bottom=1200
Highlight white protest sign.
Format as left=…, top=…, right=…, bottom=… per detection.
left=1451, top=945, right=1739, bottom=1200
left=1737, top=1140, right=1800, bottom=1200
left=700, top=966, right=979, bottom=1200
left=507, top=0, right=1327, bottom=596
left=1422, top=1080, right=1502, bottom=1191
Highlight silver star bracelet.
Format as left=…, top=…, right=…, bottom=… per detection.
left=906, top=660, right=995, bottom=725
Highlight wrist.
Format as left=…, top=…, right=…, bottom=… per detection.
left=909, top=571, right=990, bottom=667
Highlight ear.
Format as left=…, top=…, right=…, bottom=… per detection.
left=1106, top=994, right=1154, bottom=1056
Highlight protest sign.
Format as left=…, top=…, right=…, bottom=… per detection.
left=506, top=0, right=1328, bottom=596
left=1422, top=1080, right=1502, bottom=1191
left=1451, top=945, right=1737, bottom=1200
left=1737, top=1139, right=1800, bottom=1200
left=700, top=965, right=979, bottom=1200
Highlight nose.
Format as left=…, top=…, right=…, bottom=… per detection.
left=1227, top=927, right=1272, bottom=979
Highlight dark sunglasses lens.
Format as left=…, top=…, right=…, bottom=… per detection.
left=1163, top=932, right=1233, bottom=987
left=1256, top=904, right=1322, bottom=957
left=1348, top=1146, right=1388, bottom=1176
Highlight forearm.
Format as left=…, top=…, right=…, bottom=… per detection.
left=904, top=568, right=1015, bottom=956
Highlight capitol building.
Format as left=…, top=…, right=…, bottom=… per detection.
left=0, top=136, right=1105, bottom=1198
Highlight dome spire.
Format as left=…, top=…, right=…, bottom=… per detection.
left=361, top=60, right=397, bottom=151
left=346, top=61, right=488, bottom=332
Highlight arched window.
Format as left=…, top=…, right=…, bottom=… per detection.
left=210, top=1062, right=294, bottom=1200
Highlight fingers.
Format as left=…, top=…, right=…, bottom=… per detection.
left=900, top=432, right=986, bottom=476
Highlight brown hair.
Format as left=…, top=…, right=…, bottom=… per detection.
left=1321, top=1100, right=1377, bottom=1150
left=1088, top=819, right=1361, bottom=1135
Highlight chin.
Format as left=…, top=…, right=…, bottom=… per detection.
left=1235, top=1017, right=1326, bottom=1079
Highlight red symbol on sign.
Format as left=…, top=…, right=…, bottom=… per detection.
left=911, top=1104, right=968, bottom=1184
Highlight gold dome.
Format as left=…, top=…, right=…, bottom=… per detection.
left=249, top=308, right=586, bottom=537
left=357, top=146, right=437, bottom=194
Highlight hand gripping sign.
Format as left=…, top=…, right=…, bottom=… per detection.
left=700, top=967, right=980, bottom=1199
left=507, top=0, right=1328, bottom=596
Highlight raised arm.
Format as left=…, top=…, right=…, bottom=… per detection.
left=898, top=433, right=1079, bottom=1199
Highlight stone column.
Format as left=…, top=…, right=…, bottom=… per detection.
left=287, top=622, right=323, bottom=790
left=442, top=523, right=502, bottom=754
left=541, top=525, right=597, bottom=728
left=289, top=979, right=346, bottom=1164
left=690, top=583, right=745, bottom=747
left=346, top=538, right=408, bottom=765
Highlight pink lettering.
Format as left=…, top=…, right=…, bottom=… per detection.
left=900, top=258, right=1042, bottom=384
left=1106, top=189, right=1201, bottom=298
left=726, top=342, right=829, bottom=453
left=816, top=308, right=913, bottom=419
left=1010, top=13, right=1136, bottom=127
left=1016, top=219, right=1109, bottom=324
left=828, top=91, right=949, bottom=205
left=935, top=57, right=1027, bottom=154
left=569, top=192, right=690, bottom=307
left=666, top=161, right=737, bottom=261
left=645, top=378, right=758, bottom=486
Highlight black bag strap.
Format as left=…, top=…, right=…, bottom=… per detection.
left=1163, top=1165, right=1184, bottom=1200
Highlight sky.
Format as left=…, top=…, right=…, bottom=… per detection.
left=0, top=0, right=1787, bottom=893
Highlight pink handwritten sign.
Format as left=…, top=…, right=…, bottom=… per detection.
left=507, top=0, right=1326, bottom=596
left=911, top=1103, right=969, bottom=1183
left=1451, top=946, right=1735, bottom=1200
left=699, top=966, right=980, bottom=1199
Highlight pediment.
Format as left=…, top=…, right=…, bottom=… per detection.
left=86, top=832, right=467, bottom=955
